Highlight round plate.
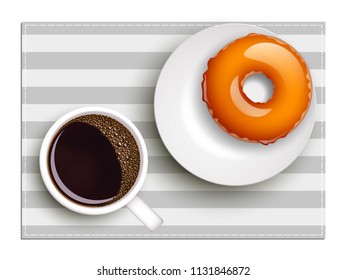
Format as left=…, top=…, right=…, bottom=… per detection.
left=154, top=24, right=316, bottom=186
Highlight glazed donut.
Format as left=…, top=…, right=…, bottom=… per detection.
left=202, top=33, right=312, bottom=145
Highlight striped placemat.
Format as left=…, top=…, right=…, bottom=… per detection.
left=21, top=22, right=325, bottom=239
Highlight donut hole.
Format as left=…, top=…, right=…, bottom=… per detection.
left=242, top=73, right=274, bottom=103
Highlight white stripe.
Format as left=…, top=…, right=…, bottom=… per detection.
left=23, top=208, right=324, bottom=226
left=22, top=69, right=324, bottom=87
left=22, top=104, right=154, bottom=122
left=311, top=69, right=324, bottom=87
left=21, top=103, right=324, bottom=122
left=23, top=208, right=141, bottom=226
left=22, top=173, right=325, bottom=192
left=23, top=174, right=45, bottom=191
left=22, top=138, right=170, bottom=157
left=22, top=34, right=324, bottom=53
left=281, top=35, right=325, bottom=52
left=22, top=138, right=324, bottom=157
left=315, top=103, right=325, bottom=122
left=22, top=69, right=161, bottom=87
left=22, top=35, right=190, bottom=52
left=300, top=139, right=325, bottom=156
left=22, top=139, right=41, bottom=156
left=145, top=139, right=170, bottom=156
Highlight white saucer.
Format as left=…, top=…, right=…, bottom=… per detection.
left=154, top=24, right=316, bottom=186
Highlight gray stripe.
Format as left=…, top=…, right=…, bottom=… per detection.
left=21, top=121, right=324, bottom=139
left=140, top=191, right=324, bottom=208
left=23, top=190, right=324, bottom=208
left=315, top=87, right=325, bottom=104
left=311, top=121, right=325, bottom=138
left=22, top=52, right=171, bottom=69
left=283, top=156, right=325, bottom=173
left=22, top=87, right=155, bottom=104
left=22, top=121, right=53, bottom=139
left=22, top=86, right=325, bottom=104
left=22, top=225, right=325, bottom=239
left=22, top=121, right=160, bottom=139
left=22, top=155, right=325, bottom=174
left=301, top=52, right=325, bottom=69
left=22, top=52, right=324, bottom=70
left=22, top=22, right=325, bottom=35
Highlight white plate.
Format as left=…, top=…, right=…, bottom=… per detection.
left=154, top=24, right=316, bottom=186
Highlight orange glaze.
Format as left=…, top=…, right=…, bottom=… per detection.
left=202, top=33, right=312, bottom=145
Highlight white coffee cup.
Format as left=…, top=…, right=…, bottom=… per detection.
left=39, top=107, right=163, bottom=231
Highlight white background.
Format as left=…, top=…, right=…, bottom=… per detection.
left=1, top=0, right=345, bottom=279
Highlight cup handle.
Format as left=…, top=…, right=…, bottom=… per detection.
left=126, top=195, right=163, bottom=231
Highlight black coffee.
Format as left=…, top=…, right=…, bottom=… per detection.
left=48, top=114, right=140, bottom=207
